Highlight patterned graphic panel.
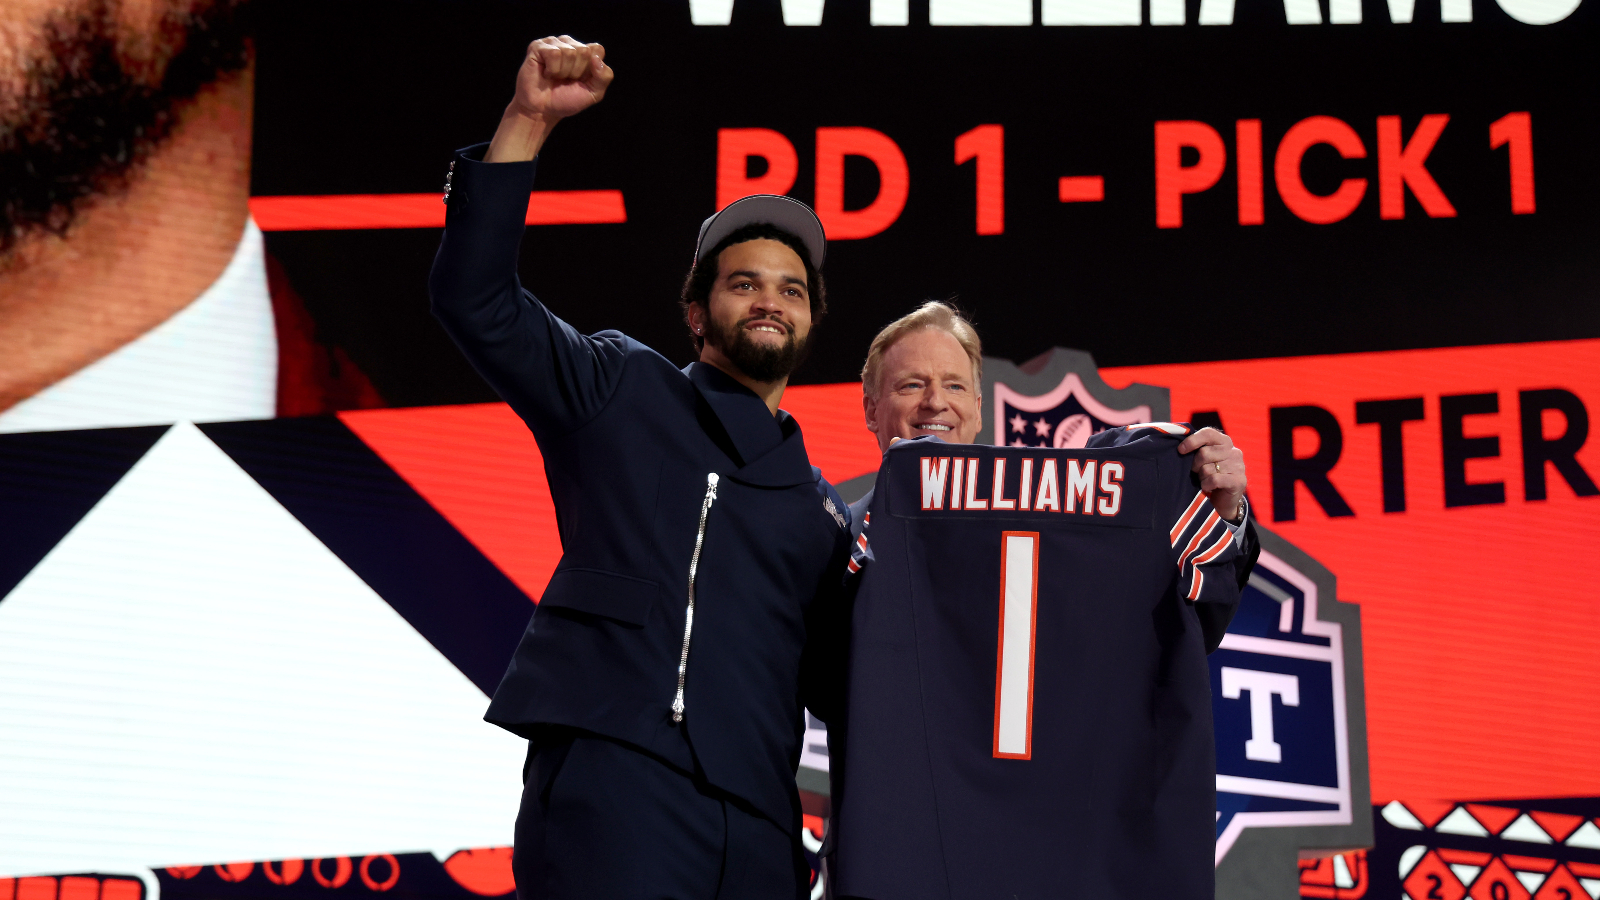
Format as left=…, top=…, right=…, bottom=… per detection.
left=1362, top=799, right=1600, bottom=900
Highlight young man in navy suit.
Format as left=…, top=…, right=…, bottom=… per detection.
left=429, top=35, right=850, bottom=900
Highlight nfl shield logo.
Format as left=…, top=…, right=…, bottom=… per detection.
left=992, top=373, right=1152, bottom=449
left=978, top=347, right=1166, bottom=448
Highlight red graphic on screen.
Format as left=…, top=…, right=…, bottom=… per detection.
left=1529, top=811, right=1586, bottom=843
left=1300, top=850, right=1368, bottom=898
left=442, top=849, right=514, bottom=897
left=1104, top=338, right=1600, bottom=803
left=358, top=856, right=399, bottom=892
left=249, top=192, right=626, bottom=231
left=717, top=129, right=799, bottom=210
left=1404, top=850, right=1467, bottom=900
left=1468, top=857, right=1532, bottom=900
left=262, top=860, right=303, bottom=885
left=1465, top=804, right=1523, bottom=836
left=311, top=858, right=351, bottom=889
left=2, top=878, right=143, bottom=900
left=1531, top=864, right=1589, bottom=900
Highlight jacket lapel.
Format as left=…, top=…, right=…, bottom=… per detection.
left=686, top=363, right=816, bottom=489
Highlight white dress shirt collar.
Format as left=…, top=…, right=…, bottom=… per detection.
left=0, top=219, right=278, bottom=434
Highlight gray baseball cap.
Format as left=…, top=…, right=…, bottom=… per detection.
left=694, top=194, right=826, bottom=270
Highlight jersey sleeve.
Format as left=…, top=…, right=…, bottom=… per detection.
left=1091, top=423, right=1246, bottom=610
left=1169, top=486, right=1245, bottom=605
left=846, top=511, right=873, bottom=575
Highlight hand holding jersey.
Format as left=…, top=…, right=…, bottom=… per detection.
left=828, top=303, right=1256, bottom=899
left=1178, top=426, right=1249, bottom=524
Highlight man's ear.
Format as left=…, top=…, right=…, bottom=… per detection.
left=863, top=392, right=878, bottom=433
left=685, top=301, right=705, bottom=335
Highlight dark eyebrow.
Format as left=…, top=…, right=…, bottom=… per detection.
left=724, top=270, right=808, bottom=291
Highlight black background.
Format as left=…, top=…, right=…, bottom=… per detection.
left=253, top=0, right=1599, bottom=407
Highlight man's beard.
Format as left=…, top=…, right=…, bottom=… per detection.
left=0, top=0, right=251, bottom=259
left=705, top=314, right=810, bottom=385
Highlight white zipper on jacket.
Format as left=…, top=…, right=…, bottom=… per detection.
left=672, top=472, right=718, bottom=723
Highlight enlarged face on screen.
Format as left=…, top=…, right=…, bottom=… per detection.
left=0, top=0, right=249, bottom=258
left=865, top=327, right=982, bottom=450
left=700, top=239, right=814, bottom=385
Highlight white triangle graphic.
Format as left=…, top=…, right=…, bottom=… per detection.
left=1502, top=813, right=1553, bottom=843
left=1569, top=820, right=1600, bottom=849
left=1437, top=807, right=1491, bottom=837
left=1383, top=800, right=1425, bottom=830
left=1398, top=845, right=1427, bottom=879
left=1579, top=877, right=1600, bottom=900
left=1515, top=871, right=1547, bottom=894
left=1450, top=864, right=1482, bottom=887
left=0, top=423, right=524, bottom=878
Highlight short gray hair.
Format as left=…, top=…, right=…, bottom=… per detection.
left=860, top=301, right=983, bottom=398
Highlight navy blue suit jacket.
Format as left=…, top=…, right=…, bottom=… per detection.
left=429, top=145, right=851, bottom=831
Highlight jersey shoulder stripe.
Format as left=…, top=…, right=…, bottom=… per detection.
left=847, top=512, right=873, bottom=574
left=1177, top=510, right=1222, bottom=571
left=1170, top=490, right=1209, bottom=546
left=1192, top=525, right=1235, bottom=568
left=1172, top=501, right=1243, bottom=604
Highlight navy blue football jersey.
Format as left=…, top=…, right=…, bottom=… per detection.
left=827, top=425, right=1244, bottom=900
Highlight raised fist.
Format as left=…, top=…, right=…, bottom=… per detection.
left=509, top=35, right=614, bottom=121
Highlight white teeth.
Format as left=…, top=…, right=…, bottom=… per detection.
left=751, top=325, right=782, bottom=334
left=920, top=424, right=951, bottom=431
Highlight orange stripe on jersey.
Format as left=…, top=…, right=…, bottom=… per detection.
left=847, top=511, right=872, bottom=575
left=1177, top=512, right=1221, bottom=571
left=1170, top=491, right=1208, bottom=547
left=1186, top=567, right=1205, bottom=601
left=1192, top=528, right=1235, bottom=567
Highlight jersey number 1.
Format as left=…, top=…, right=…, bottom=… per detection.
left=994, top=531, right=1040, bottom=759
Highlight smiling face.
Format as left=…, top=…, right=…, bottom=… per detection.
left=693, top=238, right=814, bottom=385
left=864, top=327, right=982, bottom=452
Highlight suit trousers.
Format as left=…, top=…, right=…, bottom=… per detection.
left=513, top=727, right=809, bottom=900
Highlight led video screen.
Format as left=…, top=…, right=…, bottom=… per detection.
left=2, top=0, right=1596, bottom=896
